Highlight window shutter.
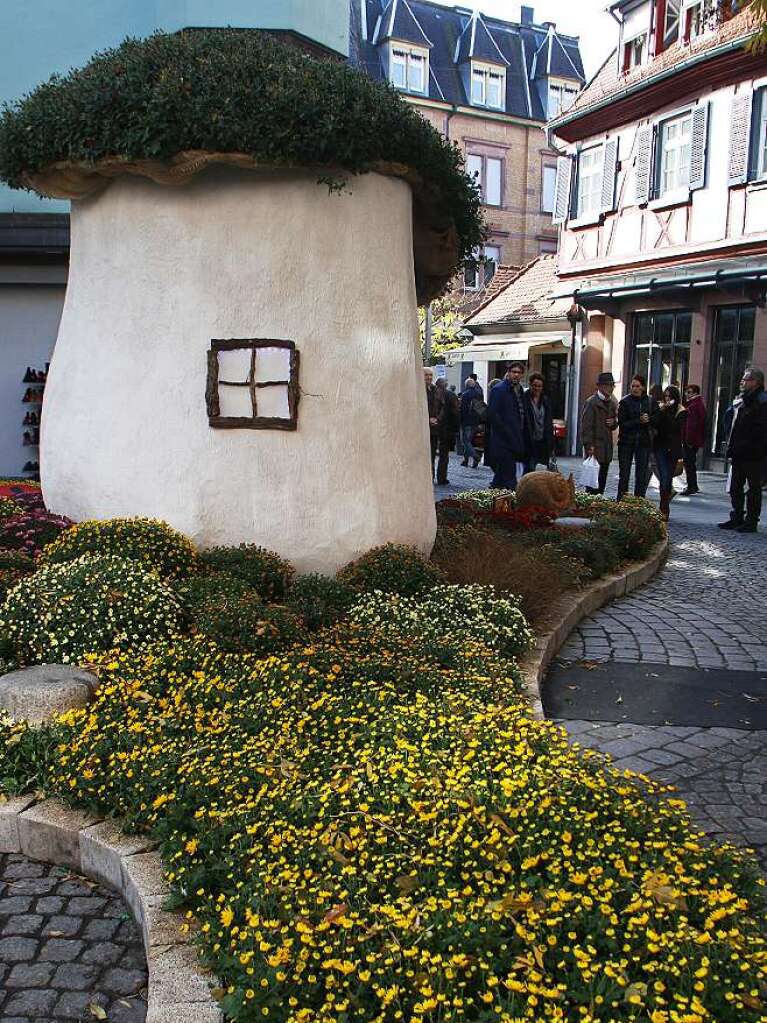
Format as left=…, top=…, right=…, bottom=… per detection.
left=634, top=123, right=654, bottom=205
left=688, top=102, right=709, bottom=191
left=552, top=156, right=573, bottom=225
left=728, top=93, right=753, bottom=186
left=600, top=138, right=619, bottom=213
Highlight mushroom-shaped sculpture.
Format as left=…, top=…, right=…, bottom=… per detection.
left=0, top=30, right=484, bottom=573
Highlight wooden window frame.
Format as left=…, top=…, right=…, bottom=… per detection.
left=206, top=338, right=300, bottom=431
left=466, top=149, right=505, bottom=208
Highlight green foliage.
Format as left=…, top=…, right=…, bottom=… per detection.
left=453, top=488, right=515, bottom=510
left=0, top=712, right=61, bottom=796
left=285, top=574, right=356, bottom=631
left=187, top=590, right=306, bottom=656
left=337, top=543, right=444, bottom=597
left=0, top=554, right=186, bottom=664
left=0, top=30, right=485, bottom=275
left=0, top=547, right=35, bottom=601
left=554, top=531, right=622, bottom=581
left=0, top=498, right=22, bottom=522
left=200, top=544, right=294, bottom=601
left=350, top=583, right=533, bottom=661
left=39, top=516, right=199, bottom=579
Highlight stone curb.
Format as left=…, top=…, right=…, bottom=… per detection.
left=520, top=536, right=670, bottom=717
left=0, top=796, right=223, bottom=1022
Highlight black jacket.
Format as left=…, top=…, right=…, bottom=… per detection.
left=524, top=391, right=554, bottom=456
left=618, top=393, right=655, bottom=448
left=459, top=383, right=484, bottom=427
left=652, top=404, right=687, bottom=460
left=727, top=387, right=767, bottom=462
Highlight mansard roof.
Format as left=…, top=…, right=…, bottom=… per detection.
left=350, top=0, right=585, bottom=123
left=532, top=28, right=586, bottom=81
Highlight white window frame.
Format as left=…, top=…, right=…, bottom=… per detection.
left=575, top=144, right=605, bottom=219
left=389, top=43, right=429, bottom=96
left=464, top=245, right=501, bottom=291
left=682, top=0, right=716, bottom=41
left=470, top=61, right=506, bottom=111
left=541, top=163, right=557, bottom=213
left=466, top=151, right=504, bottom=208
left=757, top=87, right=767, bottom=181
left=548, top=78, right=579, bottom=120
left=623, top=31, right=647, bottom=71
left=656, top=108, right=694, bottom=200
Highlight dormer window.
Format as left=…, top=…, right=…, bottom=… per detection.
left=683, top=0, right=716, bottom=40
left=390, top=44, right=428, bottom=95
left=623, top=33, right=647, bottom=72
left=664, top=0, right=682, bottom=47
left=470, top=62, right=506, bottom=111
left=548, top=79, right=579, bottom=119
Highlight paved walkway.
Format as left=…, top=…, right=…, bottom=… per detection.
left=0, top=852, right=147, bottom=1022
left=438, top=454, right=767, bottom=870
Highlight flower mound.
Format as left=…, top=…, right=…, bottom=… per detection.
left=201, top=545, right=294, bottom=601
left=338, top=544, right=444, bottom=597
left=39, top=516, right=198, bottom=579
left=350, top=583, right=534, bottom=660
left=26, top=637, right=766, bottom=1023
left=0, top=554, right=186, bottom=664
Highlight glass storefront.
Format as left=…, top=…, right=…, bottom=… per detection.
left=631, top=310, right=692, bottom=394
left=709, top=304, right=756, bottom=458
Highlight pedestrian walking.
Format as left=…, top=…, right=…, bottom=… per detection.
left=487, top=362, right=529, bottom=490
left=718, top=367, right=767, bottom=533
left=681, top=384, right=706, bottom=496
left=425, top=368, right=439, bottom=482
left=652, top=385, right=687, bottom=521
left=524, top=372, right=554, bottom=473
left=617, top=374, right=654, bottom=499
left=459, top=374, right=485, bottom=469
left=580, top=372, right=618, bottom=495
left=434, top=376, right=460, bottom=486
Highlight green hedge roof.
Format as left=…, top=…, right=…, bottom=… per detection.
left=0, top=30, right=486, bottom=302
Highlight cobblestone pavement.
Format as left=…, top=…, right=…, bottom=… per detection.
left=0, top=852, right=147, bottom=1022
left=437, top=453, right=767, bottom=869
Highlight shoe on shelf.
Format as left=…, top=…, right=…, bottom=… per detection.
left=736, top=522, right=757, bottom=533
left=717, top=519, right=740, bottom=530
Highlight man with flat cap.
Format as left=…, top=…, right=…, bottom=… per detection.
left=580, top=371, right=618, bottom=495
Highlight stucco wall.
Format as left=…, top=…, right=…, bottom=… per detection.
left=41, top=169, right=436, bottom=573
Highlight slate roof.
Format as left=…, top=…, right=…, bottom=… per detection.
left=350, top=0, right=585, bottom=123
left=550, top=6, right=758, bottom=131
left=465, top=254, right=577, bottom=327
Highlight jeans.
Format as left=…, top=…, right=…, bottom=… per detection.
left=617, top=443, right=650, bottom=499
left=729, top=457, right=763, bottom=525
left=683, top=444, right=699, bottom=492
left=654, top=449, right=675, bottom=496
left=461, top=425, right=478, bottom=463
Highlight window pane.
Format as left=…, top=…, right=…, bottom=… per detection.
left=635, top=313, right=653, bottom=344
left=674, top=312, right=692, bottom=345
left=218, top=384, right=253, bottom=419
left=487, top=72, right=503, bottom=108
left=467, top=154, right=483, bottom=185
left=655, top=313, right=674, bottom=344
left=254, top=347, right=291, bottom=383
left=392, top=50, right=406, bottom=88
left=577, top=146, right=603, bottom=215
left=738, top=306, right=756, bottom=343
left=218, top=348, right=252, bottom=383
left=542, top=165, right=557, bottom=212
left=485, top=158, right=502, bottom=206
left=760, top=93, right=767, bottom=177
left=472, top=69, right=485, bottom=104
left=634, top=345, right=651, bottom=384
left=408, top=53, right=425, bottom=92
left=672, top=345, right=689, bottom=390
left=563, top=87, right=578, bottom=112
left=464, top=255, right=479, bottom=289
left=257, top=385, right=291, bottom=420
left=484, top=245, right=501, bottom=262
left=717, top=307, right=737, bottom=344
left=549, top=85, right=562, bottom=118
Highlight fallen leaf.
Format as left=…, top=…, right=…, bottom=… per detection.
left=566, top=685, right=579, bottom=691
left=615, top=696, right=623, bottom=704
left=323, top=903, right=349, bottom=924
left=88, top=1004, right=107, bottom=1020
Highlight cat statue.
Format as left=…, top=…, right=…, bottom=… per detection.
left=515, top=471, right=576, bottom=516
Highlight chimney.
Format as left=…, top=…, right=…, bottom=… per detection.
left=521, top=6, right=534, bottom=25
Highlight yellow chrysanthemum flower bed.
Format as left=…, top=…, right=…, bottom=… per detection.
left=4, top=628, right=764, bottom=1023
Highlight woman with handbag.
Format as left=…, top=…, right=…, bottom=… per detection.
left=651, top=385, right=687, bottom=521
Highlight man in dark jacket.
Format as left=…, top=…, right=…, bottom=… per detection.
left=459, top=374, right=484, bottom=469
left=434, top=377, right=460, bottom=486
left=719, top=368, right=767, bottom=533
left=487, top=362, right=528, bottom=490
left=425, top=368, right=439, bottom=482
left=580, top=372, right=618, bottom=495
left=681, top=384, right=706, bottom=496
left=617, top=374, right=654, bottom=500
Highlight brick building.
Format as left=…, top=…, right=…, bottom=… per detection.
left=349, top=0, right=585, bottom=284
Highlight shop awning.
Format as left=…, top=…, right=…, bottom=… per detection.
left=563, top=255, right=767, bottom=310
left=444, top=333, right=570, bottom=366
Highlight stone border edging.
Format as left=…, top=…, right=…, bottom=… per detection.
left=0, top=795, right=223, bottom=1023
left=520, top=536, right=670, bottom=718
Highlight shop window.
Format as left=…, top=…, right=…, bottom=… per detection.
left=710, top=305, right=756, bottom=456
left=631, top=310, right=691, bottom=395
left=206, top=339, right=300, bottom=430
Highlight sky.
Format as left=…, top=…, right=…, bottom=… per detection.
left=429, top=0, right=618, bottom=79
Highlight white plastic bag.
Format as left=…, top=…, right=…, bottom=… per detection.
left=581, top=455, right=601, bottom=490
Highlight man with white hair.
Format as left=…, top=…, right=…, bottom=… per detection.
left=719, top=367, right=767, bottom=534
